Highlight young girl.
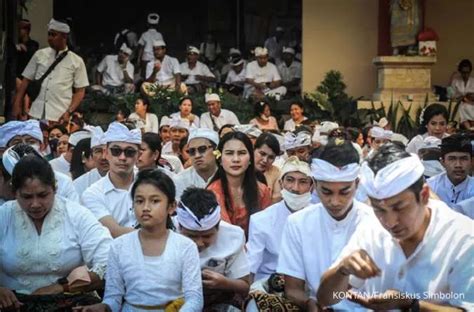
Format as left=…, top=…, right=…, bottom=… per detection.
left=75, top=169, right=203, bottom=312
left=207, top=131, right=271, bottom=237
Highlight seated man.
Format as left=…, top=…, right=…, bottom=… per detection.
left=177, top=187, right=250, bottom=311
left=427, top=133, right=473, bottom=208
left=180, top=46, right=216, bottom=94
left=224, top=56, right=246, bottom=96
left=282, top=129, right=312, bottom=163
left=367, top=126, right=393, bottom=157
left=317, top=143, right=473, bottom=311
left=276, top=139, right=372, bottom=311
left=277, top=47, right=301, bottom=96
left=95, top=43, right=135, bottom=94
left=247, top=156, right=313, bottom=285
left=244, top=47, right=286, bottom=100
left=161, top=116, right=190, bottom=157
left=143, top=39, right=182, bottom=93
left=200, top=93, right=240, bottom=131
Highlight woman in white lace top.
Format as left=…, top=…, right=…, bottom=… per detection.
left=0, top=153, right=112, bottom=310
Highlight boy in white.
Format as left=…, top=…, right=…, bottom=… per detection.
left=317, top=143, right=473, bottom=311
left=247, top=156, right=313, bottom=284
left=177, top=187, right=250, bottom=310
left=277, top=139, right=373, bottom=311
left=81, top=122, right=141, bottom=238
left=427, top=133, right=473, bottom=208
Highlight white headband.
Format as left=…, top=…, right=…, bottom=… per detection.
left=69, top=130, right=92, bottom=147
left=283, top=132, right=311, bottom=151
left=282, top=47, right=295, bottom=55
left=187, top=46, right=200, bottom=54
left=371, top=127, right=392, bottom=140
left=147, top=13, right=160, bottom=25
left=360, top=154, right=424, bottom=200
left=47, top=18, right=70, bottom=34
left=311, top=158, right=360, bottom=182
left=119, top=43, right=132, bottom=55
left=85, top=126, right=105, bottom=148
left=0, top=121, right=25, bottom=147
left=104, top=122, right=141, bottom=145
left=254, top=47, right=268, bottom=57
left=18, top=120, right=43, bottom=143
left=188, top=128, right=219, bottom=146
left=280, top=156, right=312, bottom=180
left=205, top=93, right=220, bottom=102
left=233, top=124, right=262, bottom=138
left=169, top=116, right=190, bottom=130
left=177, top=203, right=221, bottom=231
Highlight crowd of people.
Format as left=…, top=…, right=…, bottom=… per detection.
left=0, top=14, right=473, bottom=312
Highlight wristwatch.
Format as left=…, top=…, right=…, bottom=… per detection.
left=57, top=277, right=70, bottom=292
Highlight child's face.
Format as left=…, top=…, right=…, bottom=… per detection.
left=133, top=183, right=175, bottom=230
left=179, top=226, right=219, bottom=253
left=116, top=111, right=126, bottom=122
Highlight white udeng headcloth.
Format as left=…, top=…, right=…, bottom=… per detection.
left=311, top=158, right=360, bottom=182
left=176, top=203, right=221, bottom=231
left=360, top=154, right=424, bottom=200
left=283, top=132, right=311, bottom=151
left=104, top=122, right=141, bottom=145
left=86, top=126, right=106, bottom=148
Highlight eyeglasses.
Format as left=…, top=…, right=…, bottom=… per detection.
left=109, top=147, right=138, bottom=158
left=187, top=145, right=213, bottom=157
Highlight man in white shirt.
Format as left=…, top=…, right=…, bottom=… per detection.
left=224, top=56, right=246, bottom=96
left=136, top=13, right=163, bottom=78
left=427, top=133, right=473, bottom=208
left=317, top=143, right=473, bottom=311
left=13, top=19, right=89, bottom=123
left=200, top=93, right=240, bottom=131
left=180, top=46, right=216, bottom=94
left=144, top=39, right=181, bottom=90
left=277, top=139, right=372, bottom=311
left=161, top=116, right=190, bottom=157
left=247, top=156, right=313, bottom=284
left=174, top=128, right=219, bottom=200
left=277, top=47, right=301, bottom=96
left=95, top=44, right=134, bottom=94
left=244, top=47, right=286, bottom=100
left=73, top=126, right=109, bottom=195
left=177, top=187, right=250, bottom=310
left=82, top=122, right=141, bottom=238
left=264, top=26, right=285, bottom=65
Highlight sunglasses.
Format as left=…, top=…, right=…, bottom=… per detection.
left=187, top=145, right=213, bottom=157
left=109, top=147, right=138, bottom=158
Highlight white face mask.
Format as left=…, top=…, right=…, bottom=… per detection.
left=281, top=189, right=311, bottom=211
left=31, top=143, right=41, bottom=154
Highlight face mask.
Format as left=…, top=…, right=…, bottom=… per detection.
left=422, top=160, right=445, bottom=178
left=31, top=143, right=41, bottom=154
left=260, top=114, right=269, bottom=121
left=49, top=138, right=59, bottom=153
left=281, top=189, right=311, bottom=211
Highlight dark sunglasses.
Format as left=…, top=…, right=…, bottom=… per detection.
left=109, top=147, right=138, bottom=158
left=187, top=145, right=212, bottom=157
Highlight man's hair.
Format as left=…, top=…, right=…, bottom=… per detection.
left=318, top=138, right=360, bottom=167
left=180, top=187, right=219, bottom=221
left=367, top=143, right=424, bottom=201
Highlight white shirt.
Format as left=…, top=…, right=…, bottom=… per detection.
left=180, top=61, right=215, bottom=85
left=277, top=200, right=373, bottom=297
left=128, top=112, right=159, bottom=133
left=200, top=109, right=240, bottom=130
left=427, top=172, right=474, bottom=208
left=247, top=200, right=292, bottom=281
left=174, top=166, right=216, bottom=200
left=170, top=112, right=200, bottom=128
left=22, top=47, right=89, bottom=121
left=264, top=36, right=284, bottom=63
left=103, top=230, right=203, bottom=312
left=197, top=221, right=249, bottom=279
left=0, top=197, right=112, bottom=294
left=451, top=76, right=474, bottom=99
left=97, top=55, right=134, bottom=87
left=453, top=197, right=474, bottom=219
left=138, top=29, right=164, bottom=62
left=278, top=60, right=302, bottom=90
left=55, top=170, right=80, bottom=203
left=81, top=173, right=137, bottom=228
left=145, top=55, right=181, bottom=86
left=225, top=68, right=246, bottom=87
left=406, top=133, right=449, bottom=154
left=336, top=200, right=474, bottom=310
left=283, top=117, right=308, bottom=131
left=199, top=42, right=221, bottom=62
left=245, top=60, right=281, bottom=84
left=73, top=168, right=103, bottom=195
left=161, top=141, right=179, bottom=157
left=49, top=154, right=70, bottom=176
left=161, top=154, right=184, bottom=174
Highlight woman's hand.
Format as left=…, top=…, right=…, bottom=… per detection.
left=0, top=287, right=23, bottom=310
left=31, top=283, right=63, bottom=295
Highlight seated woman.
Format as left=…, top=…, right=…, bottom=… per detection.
left=283, top=102, right=307, bottom=132
left=75, top=169, right=203, bottom=312
left=70, top=138, right=96, bottom=180
left=137, top=132, right=176, bottom=178
left=128, top=97, right=159, bottom=133
left=450, top=59, right=474, bottom=129
left=254, top=133, right=282, bottom=204
left=207, top=131, right=271, bottom=236
left=170, top=97, right=200, bottom=128
left=0, top=153, right=111, bottom=310
left=249, top=101, right=279, bottom=131
left=177, top=187, right=250, bottom=311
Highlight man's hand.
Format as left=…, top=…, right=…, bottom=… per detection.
left=31, top=283, right=63, bottom=295
left=348, top=289, right=413, bottom=310
left=338, top=249, right=381, bottom=279
left=59, top=110, right=71, bottom=125
left=0, top=287, right=23, bottom=310
left=153, top=61, right=161, bottom=72
left=202, top=269, right=226, bottom=290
